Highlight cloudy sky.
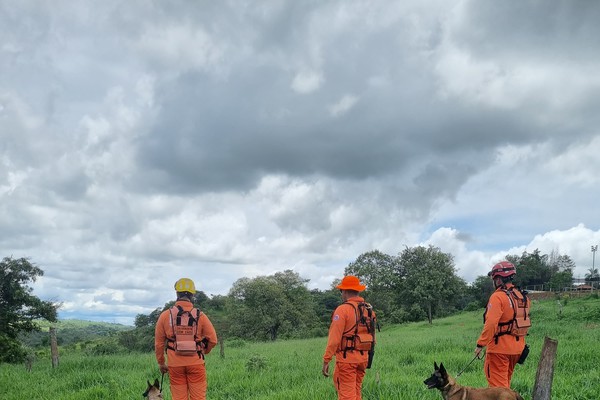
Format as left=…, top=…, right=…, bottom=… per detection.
left=2, top=0, right=600, bottom=325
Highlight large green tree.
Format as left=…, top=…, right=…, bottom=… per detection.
left=547, top=250, right=576, bottom=273
left=505, top=249, right=576, bottom=290
left=227, top=270, right=317, bottom=341
left=548, top=269, right=574, bottom=291
left=507, top=249, right=551, bottom=288
left=0, top=257, right=58, bottom=363
left=398, top=246, right=467, bottom=324
left=310, top=288, right=340, bottom=328
left=345, top=250, right=404, bottom=320
left=468, top=275, right=495, bottom=308
left=345, top=250, right=404, bottom=291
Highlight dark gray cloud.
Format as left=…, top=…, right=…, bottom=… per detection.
left=2, top=0, right=600, bottom=324
left=452, top=0, right=600, bottom=61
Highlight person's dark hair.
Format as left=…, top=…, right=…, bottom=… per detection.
left=177, top=291, right=194, bottom=301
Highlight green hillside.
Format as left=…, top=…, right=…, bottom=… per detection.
left=20, top=319, right=132, bottom=348
left=3, top=295, right=600, bottom=399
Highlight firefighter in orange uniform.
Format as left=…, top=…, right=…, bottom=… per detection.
left=155, top=278, right=218, bottom=400
left=474, top=261, right=530, bottom=388
left=322, top=275, right=376, bottom=400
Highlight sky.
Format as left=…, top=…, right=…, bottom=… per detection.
left=2, top=0, right=600, bottom=325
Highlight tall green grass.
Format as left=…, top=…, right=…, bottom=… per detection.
left=1, top=296, right=599, bottom=399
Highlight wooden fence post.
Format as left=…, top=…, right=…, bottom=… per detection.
left=219, top=338, right=225, bottom=359
left=532, top=336, right=558, bottom=400
left=49, top=327, right=59, bottom=368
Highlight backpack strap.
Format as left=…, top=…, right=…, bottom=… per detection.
left=192, top=308, right=201, bottom=338
left=341, top=302, right=361, bottom=336
left=166, top=306, right=178, bottom=351
left=340, top=302, right=358, bottom=358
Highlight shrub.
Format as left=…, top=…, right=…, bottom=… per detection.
left=0, top=334, right=27, bottom=363
left=227, top=338, right=247, bottom=348
left=85, top=340, right=125, bottom=356
left=388, top=308, right=409, bottom=324
left=118, top=326, right=154, bottom=352
left=407, top=304, right=426, bottom=322
left=246, top=354, right=268, bottom=372
left=463, top=301, right=481, bottom=312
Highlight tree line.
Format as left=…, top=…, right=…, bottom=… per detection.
left=0, top=247, right=578, bottom=361
left=125, top=247, right=576, bottom=351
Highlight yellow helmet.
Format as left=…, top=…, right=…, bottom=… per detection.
left=174, top=278, right=196, bottom=294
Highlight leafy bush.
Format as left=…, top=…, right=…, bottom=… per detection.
left=0, top=334, right=27, bottom=363
left=118, top=326, right=154, bottom=352
left=463, top=301, right=481, bottom=312
left=85, top=339, right=125, bottom=356
left=407, top=304, right=426, bottom=322
left=388, top=308, right=409, bottom=324
left=246, top=354, right=268, bottom=372
left=226, top=338, right=247, bottom=348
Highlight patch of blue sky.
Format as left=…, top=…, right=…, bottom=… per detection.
left=425, top=214, right=535, bottom=253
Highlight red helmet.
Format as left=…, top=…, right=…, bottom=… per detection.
left=488, top=261, right=516, bottom=278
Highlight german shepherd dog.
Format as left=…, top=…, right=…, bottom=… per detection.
left=424, top=362, right=523, bottom=400
left=143, top=379, right=163, bottom=400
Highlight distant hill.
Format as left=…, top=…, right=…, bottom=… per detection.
left=20, top=319, right=133, bottom=348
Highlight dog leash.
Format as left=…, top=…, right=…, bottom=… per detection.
left=160, top=372, right=165, bottom=393
left=456, top=351, right=484, bottom=378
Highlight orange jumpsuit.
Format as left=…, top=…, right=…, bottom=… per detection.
left=323, top=296, right=374, bottom=400
left=476, top=284, right=526, bottom=388
left=155, top=300, right=218, bottom=400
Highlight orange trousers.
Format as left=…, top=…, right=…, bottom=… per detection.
left=168, top=364, right=207, bottom=400
left=333, top=361, right=368, bottom=400
left=484, top=353, right=520, bottom=388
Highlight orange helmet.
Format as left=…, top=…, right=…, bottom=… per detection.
left=488, top=261, right=516, bottom=279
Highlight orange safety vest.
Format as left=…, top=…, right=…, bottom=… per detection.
left=494, top=287, right=531, bottom=339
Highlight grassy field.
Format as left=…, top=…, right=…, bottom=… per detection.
left=1, top=295, right=599, bottom=399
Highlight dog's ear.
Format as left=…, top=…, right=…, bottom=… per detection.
left=439, top=363, right=447, bottom=376
left=434, top=361, right=439, bottom=370
left=153, top=378, right=160, bottom=388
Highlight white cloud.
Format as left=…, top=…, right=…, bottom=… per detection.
left=139, top=23, right=224, bottom=72
left=291, top=70, right=324, bottom=94
left=544, top=137, right=600, bottom=187
left=329, top=95, right=359, bottom=117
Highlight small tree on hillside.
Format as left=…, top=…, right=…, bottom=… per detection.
left=0, top=257, right=59, bottom=363
left=133, top=307, right=162, bottom=328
